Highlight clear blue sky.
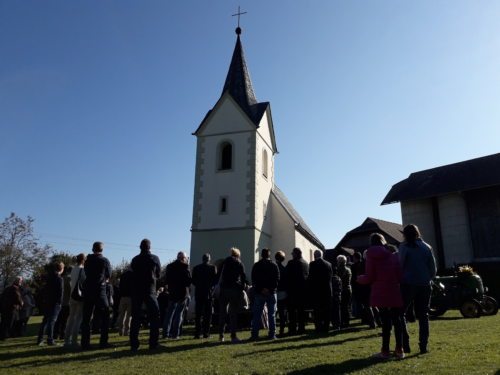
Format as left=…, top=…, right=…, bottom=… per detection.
left=1, top=1, right=499, bottom=266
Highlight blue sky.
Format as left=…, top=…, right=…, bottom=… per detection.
left=1, top=1, right=499, bottom=266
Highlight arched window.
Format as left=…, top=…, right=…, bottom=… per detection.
left=219, top=142, right=232, bottom=170
left=262, top=149, right=268, bottom=178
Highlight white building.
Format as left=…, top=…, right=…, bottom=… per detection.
left=189, top=28, right=324, bottom=274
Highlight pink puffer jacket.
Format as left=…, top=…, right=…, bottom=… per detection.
left=357, top=245, right=403, bottom=308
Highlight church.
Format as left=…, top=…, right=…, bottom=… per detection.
left=189, top=27, right=324, bottom=274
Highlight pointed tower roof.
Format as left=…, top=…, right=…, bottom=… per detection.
left=221, top=28, right=267, bottom=124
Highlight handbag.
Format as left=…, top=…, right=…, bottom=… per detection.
left=240, top=290, right=250, bottom=310
left=71, top=268, right=84, bottom=301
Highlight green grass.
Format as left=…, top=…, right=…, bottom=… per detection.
left=1, top=312, right=499, bottom=374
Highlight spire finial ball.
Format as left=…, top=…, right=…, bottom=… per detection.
left=235, top=27, right=242, bottom=35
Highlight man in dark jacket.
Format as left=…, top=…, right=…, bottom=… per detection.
left=163, top=251, right=191, bottom=339
left=81, top=241, right=112, bottom=350
left=191, top=253, right=217, bottom=339
left=37, top=262, right=64, bottom=345
left=286, top=247, right=309, bottom=335
left=0, top=276, right=24, bottom=340
left=130, top=239, right=162, bottom=351
left=275, top=251, right=288, bottom=336
left=250, top=248, right=280, bottom=340
left=308, top=250, right=332, bottom=333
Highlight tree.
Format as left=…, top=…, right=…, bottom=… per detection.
left=0, top=213, right=51, bottom=289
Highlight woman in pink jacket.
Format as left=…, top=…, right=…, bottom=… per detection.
left=357, top=233, right=404, bottom=359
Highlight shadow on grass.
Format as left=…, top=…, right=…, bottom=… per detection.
left=235, top=333, right=380, bottom=357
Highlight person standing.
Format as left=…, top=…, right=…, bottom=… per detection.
left=64, top=253, right=86, bottom=347
left=351, top=252, right=376, bottom=328
left=250, top=248, right=280, bottom=340
left=15, top=283, right=35, bottom=336
left=54, top=266, right=72, bottom=340
left=286, top=247, right=309, bottom=335
left=130, top=239, right=162, bottom=351
left=358, top=233, right=404, bottom=359
left=275, top=251, right=288, bottom=336
left=399, top=224, right=436, bottom=354
left=163, top=251, right=192, bottom=339
left=192, top=253, right=217, bottom=339
left=308, top=250, right=333, bottom=334
left=218, top=247, right=248, bottom=344
left=116, top=267, right=133, bottom=337
left=37, top=262, right=64, bottom=346
left=0, top=276, right=24, bottom=340
left=81, top=242, right=112, bottom=350
left=337, top=255, right=352, bottom=328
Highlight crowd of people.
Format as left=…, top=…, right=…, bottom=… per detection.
left=0, top=223, right=437, bottom=360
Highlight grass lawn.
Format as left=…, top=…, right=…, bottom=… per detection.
left=0, top=311, right=499, bottom=374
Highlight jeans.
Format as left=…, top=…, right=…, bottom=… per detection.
left=251, top=293, right=277, bottom=338
left=163, top=298, right=187, bottom=339
left=64, top=299, right=84, bottom=345
left=194, top=297, right=213, bottom=337
left=379, top=307, right=403, bottom=352
left=81, top=291, right=109, bottom=348
left=38, top=304, right=62, bottom=344
left=401, top=284, right=431, bottom=350
left=130, top=293, right=160, bottom=349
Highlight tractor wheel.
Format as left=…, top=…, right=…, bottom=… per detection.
left=481, top=296, right=499, bottom=316
left=460, top=300, right=482, bottom=318
left=429, top=305, right=447, bottom=317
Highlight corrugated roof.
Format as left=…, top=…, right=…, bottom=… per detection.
left=382, top=153, right=500, bottom=204
left=272, top=186, right=324, bottom=250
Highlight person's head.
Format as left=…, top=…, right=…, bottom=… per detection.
left=12, top=276, right=22, bottom=286
left=261, top=248, right=271, bottom=259
left=292, top=247, right=302, bottom=260
left=92, top=241, right=104, bottom=253
left=370, top=233, right=387, bottom=247
left=313, top=249, right=323, bottom=260
left=403, top=224, right=421, bottom=245
left=275, top=251, right=285, bottom=263
left=177, top=251, right=188, bottom=263
left=230, top=247, right=241, bottom=258
left=337, top=255, right=347, bottom=266
left=202, top=253, right=211, bottom=263
left=140, top=238, right=151, bottom=253
left=353, top=252, right=362, bottom=262
left=54, top=261, right=65, bottom=275
left=76, top=253, right=86, bottom=265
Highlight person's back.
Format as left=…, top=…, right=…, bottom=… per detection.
left=84, top=253, right=111, bottom=292
left=131, top=252, right=161, bottom=295
left=220, top=256, right=246, bottom=290
left=119, top=269, right=133, bottom=298
left=192, top=261, right=217, bottom=299
left=286, top=257, right=309, bottom=296
left=399, top=239, right=436, bottom=286
left=165, top=260, right=192, bottom=302
left=251, top=258, right=280, bottom=294
left=308, top=257, right=333, bottom=297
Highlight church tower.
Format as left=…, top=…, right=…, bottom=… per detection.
left=190, top=27, right=323, bottom=274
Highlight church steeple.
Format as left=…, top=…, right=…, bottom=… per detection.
left=222, top=28, right=258, bottom=113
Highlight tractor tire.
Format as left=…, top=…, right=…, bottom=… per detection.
left=481, top=296, right=499, bottom=316
left=429, top=305, right=447, bottom=317
left=460, top=300, right=482, bottom=318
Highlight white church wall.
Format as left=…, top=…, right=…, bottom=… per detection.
left=197, top=96, right=255, bottom=136
left=256, top=111, right=275, bottom=156
left=254, top=135, right=274, bottom=236
left=437, top=193, right=474, bottom=267
left=294, top=230, right=316, bottom=263
left=196, top=132, right=252, bottom=230
left=270, top=194, right=296, bottom=258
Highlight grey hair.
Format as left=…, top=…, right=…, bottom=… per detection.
left=337, top=254, right=347, bottom=265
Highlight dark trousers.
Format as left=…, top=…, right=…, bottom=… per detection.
left=379, top=307, right=403, bottom=352
left=54, top=305, right=70, bottom=339
left=313, top=298, right=332, bottom=333
left=81, top=292, right=109, bottom=348
left=287, top=296, right=306, bottom=334
left=130, top=293, right=160, bottom=350
left=340, top=290, right=352, bottom=328
left=0, top=309, right=19, bottom=340
left=331, top=293, right=341, bottom=330
left=194, top=297, right=213, bottom=337
left=277, top=298, right=287, bottom=334
left=218, top=288, right=240, bottom=338
left=401, top=284, right=431, bottom=350
left=38, top=304, right=62, bottom=344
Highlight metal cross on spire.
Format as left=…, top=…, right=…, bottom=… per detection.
left=232, top=6, right=247, bottom=34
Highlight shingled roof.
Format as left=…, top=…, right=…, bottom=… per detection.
left=272, top=186, right=325, bottom=250
left=382, top=153, right=500, bottom=205
left=343, top=217, right=404, bottom=243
